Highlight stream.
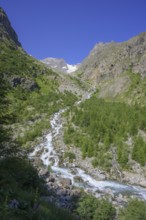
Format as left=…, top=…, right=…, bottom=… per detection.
left=29, top=109, right=146, bottom=202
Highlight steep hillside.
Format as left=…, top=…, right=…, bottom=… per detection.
left=0, top=7, right=21, bottom=47
left=0, top=7, right=80, bottom=152
left=78, top=32, right=146, bottom=84
left=0, top=7, right=80, bottom=220
left=0, top=8, right=118, bottom=220
left=76, top=32, right=146, bottom=105
left=63, top=32, right=146, bottom=186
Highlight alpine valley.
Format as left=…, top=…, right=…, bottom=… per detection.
left=1, top=7, right=146, bottom=220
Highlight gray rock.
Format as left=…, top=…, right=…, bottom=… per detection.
left=47, top=175, right=56, bottom=183
left=78, top=32, right=146, bottom=86
left=74, top=176, right=83, bottom=183
left=70, top=189, right=81, bottom=197
left=58, top=178, right=72, bottom=188
left=0, top=8, right=21, bottom=47
left=9, top=76, right=39, bottom=91
left=39, top=168, right=50, bottom=177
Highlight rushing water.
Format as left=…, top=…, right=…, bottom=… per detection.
left=29, top=110, right=146, bottom=201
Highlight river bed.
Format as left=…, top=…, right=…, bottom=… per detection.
left=29, top=110, right=146, bottom=202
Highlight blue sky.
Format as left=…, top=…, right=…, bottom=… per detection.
left=1, top=0, right=146, bottom=64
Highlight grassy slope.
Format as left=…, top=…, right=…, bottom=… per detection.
left=0, top=36, right=78, bottom=219
left=0, top=38, right=78, bottom=149
left=97, top=70, right=146, bottom=105
left=0, top=34, right=117, bottom=220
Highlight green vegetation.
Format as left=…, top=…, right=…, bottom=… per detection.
left=69, top=75, right=89, bottom=90
left=0, top=157, right=76, bottom=220
left=119, top=199, right=146, bottom=220
left=0, top=38, right=46, bottom=78
left=132, top=136, right=146, bottom=166
left=10, top=84, right=77, bottom=147
left=0, top=78, right=10, bottom=154
left=0, top=37, right=78, bottom=148
left=119, top=70, right=146, bottom=105
left=76, top=194, right=116, bottom=220
left=64, top=151, right=76, bottom=162
left=64, top=95, right=146, bottom=170
left=1, top=9, right=146, bottom=219
left=0, top=22, right=78, bottom=219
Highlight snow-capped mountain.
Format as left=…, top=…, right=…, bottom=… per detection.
left=41, top=57, right=79, bottom=73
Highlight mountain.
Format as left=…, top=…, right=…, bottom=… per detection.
left=41, top=57, right=79, bottom=73
left=78, top=32, right=146, bottom=85
left=0, top=7, right=80, bottom=150
left=1, top=6, right=146, bottom=219
left=0, top=7, right=80, bottom=220
left=0, top=7, right=21, bottom=47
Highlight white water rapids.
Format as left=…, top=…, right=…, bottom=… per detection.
left=29, top=110, right=146, bottom=201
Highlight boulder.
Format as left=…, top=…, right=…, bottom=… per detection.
left=70, top=189, right=81, bottom=197
left=74, top=176, right=83, bottom=183
left=58, top=178, right=72, bottom=188
left=9, top=76, right=39, bottom=91
left=47, top=175, right=56, bottom=183
left=38, top=168, right=50, bottom=177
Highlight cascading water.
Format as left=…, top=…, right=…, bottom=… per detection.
left=29, top=109, right=146, bottom=201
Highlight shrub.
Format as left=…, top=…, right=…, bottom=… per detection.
left=119, top=199, right=146, bottom=220
left=76, top=195, right=116, bottom=220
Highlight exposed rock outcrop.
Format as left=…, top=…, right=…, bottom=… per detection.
left=9, top=76, right=39, bottom=91
left=0, top=7, right=21, bottom=47
left=78, top=32, right=146, bottom=85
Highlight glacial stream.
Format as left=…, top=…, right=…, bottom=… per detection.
left=29, top=110, right=146, bottom=202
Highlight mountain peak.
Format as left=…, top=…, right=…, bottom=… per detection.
left=41, top=57, right=78, bottom=73
left=0, top=7, right=21, bottom=47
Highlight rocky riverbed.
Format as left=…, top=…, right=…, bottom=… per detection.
left=29, top=109, right=146, bottom=211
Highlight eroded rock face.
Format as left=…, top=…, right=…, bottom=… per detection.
left=79, top=32, right=146, bottom=85
left=9, top=76, right=39, bottom=91
left=0, top=7, right=21, bottom=47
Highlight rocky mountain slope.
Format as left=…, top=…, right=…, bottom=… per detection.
left=0, top=7, right=83, bottom=220
left=0, top=6, right=86, bottom=151
left=42, top=57, right=79, bottom=73
left=62, top=32, right=146, bottom=190
left=0, top=7, right=21, bottom=47
left=78, top=32, right=146, bottom=85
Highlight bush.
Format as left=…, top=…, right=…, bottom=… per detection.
left=132, top=137, right=146, bottom=166
left=76, top=195, right=116, bottom=220
left=64, top=151, right=76, bottom=162
left=119, top=199, right=146, bottom=220
left=0, top=157, right=76, bottom=220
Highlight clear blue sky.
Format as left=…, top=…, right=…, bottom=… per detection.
left=1, top=0, right=146, bottom=64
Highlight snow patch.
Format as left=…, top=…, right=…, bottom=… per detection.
left=67, top=64, right=78, bottom=73
left=62, top=66, right=67, bottom=69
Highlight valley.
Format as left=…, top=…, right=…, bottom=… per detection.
left=1, top=6, right=146, bottom=220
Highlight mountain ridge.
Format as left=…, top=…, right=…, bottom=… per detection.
left=77, top=31, right=146, bottom=85
left=0, top=7, right=21, bottom=47
left=41, top=57, right=79, bottom=73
